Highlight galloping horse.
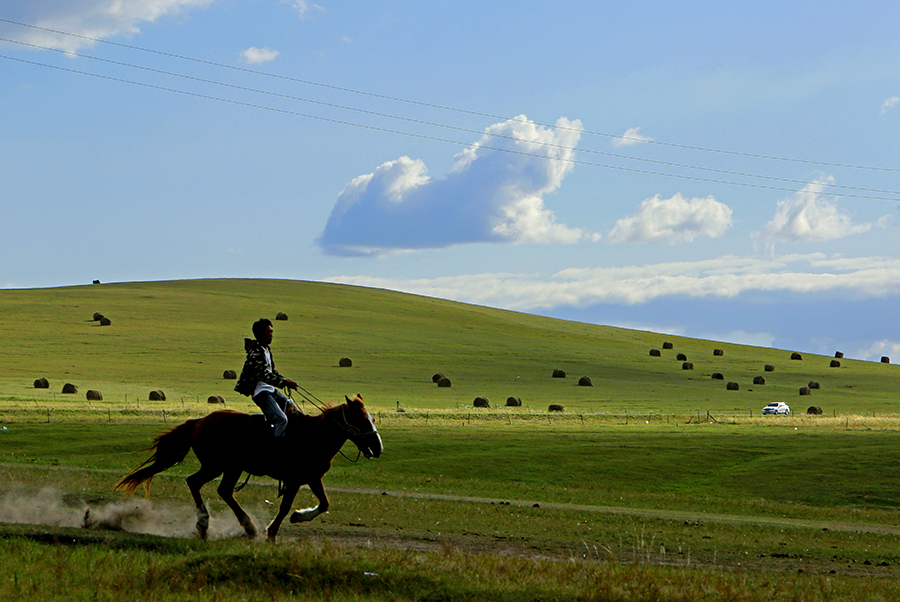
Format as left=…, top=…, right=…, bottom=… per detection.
left=116, top=394, right=382, bottom=541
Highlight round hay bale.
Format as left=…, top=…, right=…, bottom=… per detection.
left=432, top=373, right=444, bottom=383
left=552, top=369, right=566, bottom=378
left=437, top=377, right=451, bottom=388
left=753, top=376, right=765, bottom=385
left=662, top=342, right=674, bottom=350
left=339, top=357, right=353, bottom=368
left=275, top=312, right=288, bottom=321
left=726, top=382, right=739, bottom=391
left=711, top=372, right=724, bottom=380
left=676, top=353, right=687, bottom=361
left=791, top=352, right=802, bottom=360
left=713, top=349, right=724, bottom=356
left=149, top=390, right=166, bottom=401
left=33, top=377, right=49, bottom=389
left=473, top=396, right=490, bottom=408
left=830, top=359, right=841, bottom=368
left=548, top=404, right=565, bottom=412
left=764, top=364, right=775, bottom=372
left=506, top=396, right=522, bottom=407
left=223, top=369, right=237, bottom=379
left=649, top=349, right=661, bottom=357
left=834, top=351, right=844, bottom=359
left=92, top=312, right=104, bottom=321
left=62, top=383, right=78, bottom=394
left=808, top=381, right=820, bottom=389
left=682, top=362, right=693, bottom=370
left=882, top=356, right=891, bottom=364
left=207, top=395, right=226, bottom=404
left=799, top=387, right=811, bottom=396
left=86, top=390, right=103, bottom=401
left=807, top=406, right=823, bottom=415
left=578, top=376, right=593, bottom=386
left=99, top=317, right=112, bottom=326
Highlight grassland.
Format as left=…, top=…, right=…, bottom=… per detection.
left=2, top=279, right=900, bottom=601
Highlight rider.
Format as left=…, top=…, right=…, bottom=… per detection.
left=234, top=318, right=300, bottom=439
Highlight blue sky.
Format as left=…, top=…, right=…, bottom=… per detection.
left=2, top=1, right=900, bottom=360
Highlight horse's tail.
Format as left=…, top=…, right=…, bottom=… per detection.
left=115, top=418, right=199, bottom=495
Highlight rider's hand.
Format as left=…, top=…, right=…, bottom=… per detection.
left=284, top=379, right=298, bottom=390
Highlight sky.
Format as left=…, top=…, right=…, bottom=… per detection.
left=2, top=1, right=900, bottom=361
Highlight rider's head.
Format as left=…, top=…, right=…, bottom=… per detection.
left=252, top=318, right=274, bottom=345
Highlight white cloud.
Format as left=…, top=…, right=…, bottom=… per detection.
left=282, top=0, right=323, bottom=19
left=755, top=176, right=878, bottom=244
left=881, top=96, right=899, bottom=116
left=326, top=253, right=900, bottom=310
left=611, top=126, right=652, bottom=148
left=856, top=340, right=900, bottom=363
left=608, top=193, right=733, bottom=244
left=241, top=46, right=280, bottom=64
left=317, top=115, right=591, bottom=256
left=0, top=0, right=215, bottom=53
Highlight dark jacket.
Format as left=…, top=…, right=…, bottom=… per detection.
left=235, top=338, right=288, bottom=397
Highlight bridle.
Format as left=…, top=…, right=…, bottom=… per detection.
left=288, top=384, right=379, bottom=462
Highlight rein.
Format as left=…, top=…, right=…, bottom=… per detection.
left=288, top=385, right=377, bottom=463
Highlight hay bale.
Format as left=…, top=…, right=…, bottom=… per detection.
left=437, top=377, right=451, bottom=388
left=432, top=373, right=444, bottom=383
left=753, top=376, right=765, bottom=385
left=726, top=382, right=739, bottom=391
left=506, top=396, right=522, bottom=407
left=33, top=377, right=49, bottom=389
left=92, top=312, right=104, bottom=321
left=676, top=353, right=687, bottom=361
left=882, top=356, right=891, bottom=364
left=649, top=349, right=661, bottom=357
left=807, top=406, right=823, bottom=415
left=149, top=390, right=166, bottom=401
left=808, top=381, right=820, bottom=389
left=92, top=280, right=100, bottom=285
left=548, top=404, right=565, bottom=412
left=764, top=364, right=775, bottom=372
left=552, top=369, right=566, bottom=378
left=830, top=359, right=841, bottom=368
left=473, top=396, right=490, bottom=408
left=791, top=352, right=802, bottom=360
left=86, top=390, right=103, bottom=401
left=682, top=362, right=694, bottom=370
left=834, top=351, right=844, bottom=359
left=578, top=376, right=593, bottom=386
left=339, top=357, right=353, bottom=367
left=207, top=395, right=226, bottom=404
left=711, top=372, right=724, bottom=380
left=99, top=317, right=112, bottom=326
left=713, top=349, right=724, bottom=356
left=799, top=387, right=811, bottom=396
left=662, top=342, right=674, bottom=350
left=275, top=312, right=288, bottom=321
left=62, top=383, right=78, bottom=394
left=223, top=370, right=237, bottom=379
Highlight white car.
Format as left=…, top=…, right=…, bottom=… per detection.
left=762, top=402, right=790, bottom=415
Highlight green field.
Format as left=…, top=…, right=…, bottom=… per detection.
left=2, top=279, right=900, bottom=601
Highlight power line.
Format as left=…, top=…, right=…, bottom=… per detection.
left=3, top=52, right=899, bottom=204
left=4, top=36, right=898, bottom=199
left=3, top=17, right=900, bottom=175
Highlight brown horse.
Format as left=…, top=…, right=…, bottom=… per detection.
left=116, top=394, right=382, bottom=541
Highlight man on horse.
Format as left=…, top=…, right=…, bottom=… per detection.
left=235, top=318, right=300, bottom=442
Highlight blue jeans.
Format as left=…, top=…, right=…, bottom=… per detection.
left=252, top=389, right=293, bottom=437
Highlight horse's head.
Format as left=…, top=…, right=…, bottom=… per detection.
left=341, top=394, right=383, bottom=459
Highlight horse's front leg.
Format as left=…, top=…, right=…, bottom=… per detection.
left=266, top=482, right=300, bottom=542
left=289, top=477, right=330, bottom=524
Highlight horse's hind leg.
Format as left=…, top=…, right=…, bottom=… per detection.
left=217, top=469, right=257, bottom=539
left=186, top=465, right=221, bottom=540
left=266, top=482, right=300, bottom=542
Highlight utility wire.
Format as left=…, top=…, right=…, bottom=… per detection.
left=4, top=36, right=898, bottom=198
left=3, top=52, right=898, bottom=203
left=3, top=17, right=900, bottom=175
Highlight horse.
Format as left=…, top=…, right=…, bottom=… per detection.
left=115, top=393, right=382, bottom=541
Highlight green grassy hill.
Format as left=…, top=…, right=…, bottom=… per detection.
left=0, top=278, right=896, bottom=416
